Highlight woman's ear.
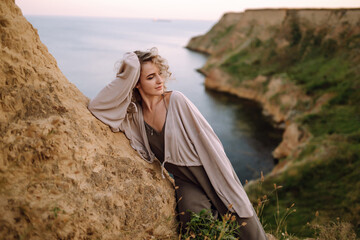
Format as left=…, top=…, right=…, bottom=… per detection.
left=135, top=81, right=141, bottom=89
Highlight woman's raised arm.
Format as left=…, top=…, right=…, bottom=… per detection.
left=88, top=52, right=140, bottom=132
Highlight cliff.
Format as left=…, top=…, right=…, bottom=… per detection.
left=187, top=8, right=360, bottom=237
left=0, top=1, right=177, bottom=239
left=189, top=8, right=360, bottom=160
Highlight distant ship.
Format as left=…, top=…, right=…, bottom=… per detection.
left=152, top=18, right=172, bottom=22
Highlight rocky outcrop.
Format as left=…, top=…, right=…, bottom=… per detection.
left=0, top=1, right=177, bottom=239
left=188, top=8, right=360, bottom=161
left=188, top=8, right=360, bottom=56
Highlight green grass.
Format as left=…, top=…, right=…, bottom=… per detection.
left=180, top=209, right=242, bottom=240
left=301, top=106, right=360, bottom=136
left=247, top=139, right=360, bottom=237
left=220, top=39, right=280, bottom=83
left=288, top=55, right=356, bottom=96
left=211, top=24, right=235, bottom=45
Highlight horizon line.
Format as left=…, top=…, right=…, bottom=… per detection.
left=22, top=13, right=218, bottom=22
left=22, top=6, right=360, bottom=22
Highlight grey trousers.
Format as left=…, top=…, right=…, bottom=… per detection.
left=175, top=176, right=267, bottom=240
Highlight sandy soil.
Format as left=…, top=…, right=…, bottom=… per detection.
left=0, top=1, right=177, bottom=239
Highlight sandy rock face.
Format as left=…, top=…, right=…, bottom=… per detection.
left=0, top=1, right=177, bottom=239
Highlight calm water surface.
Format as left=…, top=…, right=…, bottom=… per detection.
left=26, top=16, right=283, bottom=182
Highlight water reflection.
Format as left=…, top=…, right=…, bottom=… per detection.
left=204, top=89, right=283, bottom=182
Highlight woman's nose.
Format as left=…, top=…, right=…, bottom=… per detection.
left=156, top=74, right=163, bottom=83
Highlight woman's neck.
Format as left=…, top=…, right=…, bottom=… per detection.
left=141, top=93, right=164, bottom=112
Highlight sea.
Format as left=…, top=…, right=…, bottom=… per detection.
left=25, top=15, right=283, bottom=182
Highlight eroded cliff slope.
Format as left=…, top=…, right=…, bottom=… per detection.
left=187, top=8, right=360, bottom=237
left=0, top=1, right=177, bottom=239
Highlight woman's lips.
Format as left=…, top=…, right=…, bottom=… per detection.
left=156, top=85, right=163, bottom=90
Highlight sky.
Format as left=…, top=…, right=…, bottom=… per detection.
left=15, top=0, right=360, bottom=21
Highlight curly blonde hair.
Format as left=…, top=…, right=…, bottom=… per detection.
left=131, top=47, right=172, bottom=103
left=134, top=47, right=172, bottom=80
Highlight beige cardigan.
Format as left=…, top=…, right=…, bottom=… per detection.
left=88, top=52, right=254, bottom=218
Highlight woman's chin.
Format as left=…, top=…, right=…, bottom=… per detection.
left=155, top=88, right=164, bottom=94
left=147, top=91, right=164, bottom=97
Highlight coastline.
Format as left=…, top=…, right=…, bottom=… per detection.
left=195, top=65, right=309, bottom=163
left=185, top=8, right=360, bottom=237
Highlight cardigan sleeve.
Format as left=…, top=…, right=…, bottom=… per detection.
left=88, top=52, right=140, bottom=132
left=173, top=92, right=254, bottom=218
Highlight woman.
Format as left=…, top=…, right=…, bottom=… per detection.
left=88, top=48, right=267, bottom=239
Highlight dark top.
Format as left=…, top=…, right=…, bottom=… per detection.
left=144, top=118, right=229, bottom=214
left=144, top=117, right=206, bottom=185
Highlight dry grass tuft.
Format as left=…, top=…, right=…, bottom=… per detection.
left=311, top=218, right=357, bottom=240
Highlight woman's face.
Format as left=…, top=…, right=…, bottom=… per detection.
left=136, top=61, right=164, bottom=96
